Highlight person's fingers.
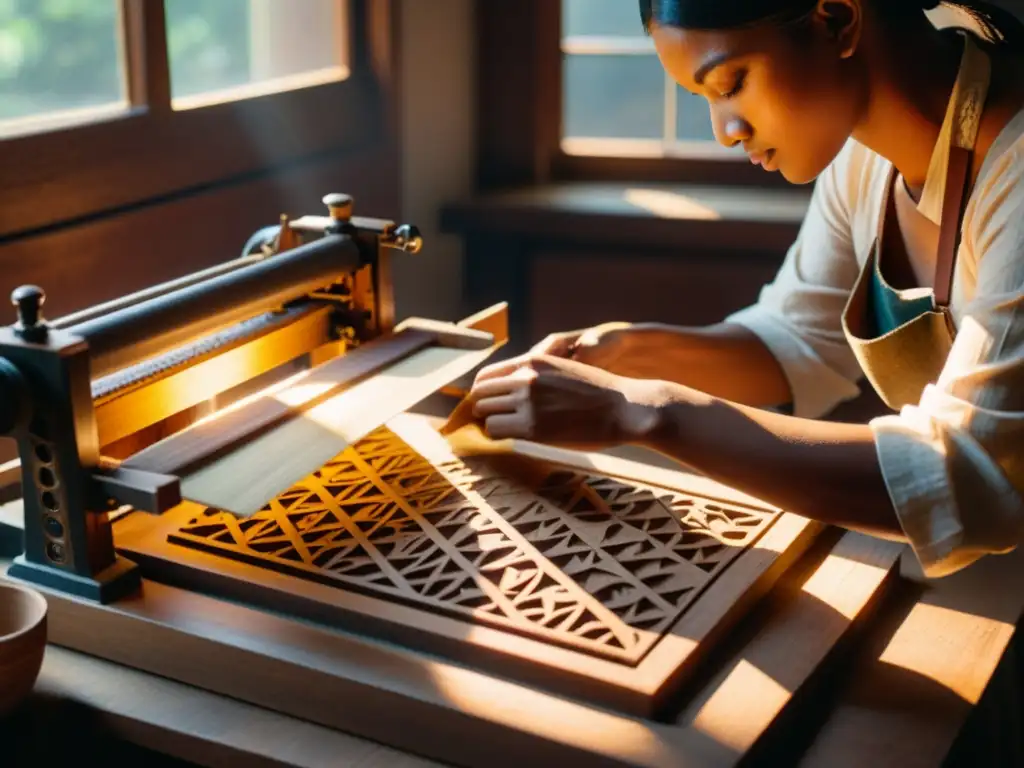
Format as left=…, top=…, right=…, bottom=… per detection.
left=470, top=365, right=536, bottom=399
left=575, top=326, right=604, bottom=346
left=484, top=412, right=532, bottom=440
left=570, top=324, right=624, bottom=363
left=568, top=342, right=597, bottom=364
left=472, top=354, right=534, bottom=384
left=473, top=352, right=559, bottom=384
left=473, top=392, right=525, bottom=417
left=530, top=332, right=578, bottom=358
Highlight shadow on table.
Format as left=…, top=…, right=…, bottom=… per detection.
left=0, top=692, right=197, bottom=768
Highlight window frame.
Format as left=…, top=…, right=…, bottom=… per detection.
left=475, top=1, right=792, bottom=192
left=560, top=33, right=740, bottom=159
left=0, top=0, right=395, bottom=240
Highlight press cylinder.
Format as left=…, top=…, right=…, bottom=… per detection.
left=69, top=233, right=361, bottom=380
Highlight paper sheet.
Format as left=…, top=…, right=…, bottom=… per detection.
left=179, top=345, right=497, bottom=515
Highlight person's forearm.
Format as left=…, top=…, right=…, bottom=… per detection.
left=638, top=383, right=904, bottom=540
left=609, top=322, right=793, bottom=410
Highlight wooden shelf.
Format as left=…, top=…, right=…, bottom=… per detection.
left=441, top=182, right=811, bottom=255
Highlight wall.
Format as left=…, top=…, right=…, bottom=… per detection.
left=393, top=0, right=476, bottom=323
left=0, top=0, right=480, bottom=326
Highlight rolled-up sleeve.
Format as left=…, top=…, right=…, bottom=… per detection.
left=871, top=148, right=1024, bottom=577
left=726, top=142, right=868, bottom=418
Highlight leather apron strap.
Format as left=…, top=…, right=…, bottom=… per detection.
left=926, top=31, right=991, bottom=309
left=875, top=138, right=970, bottom=313
left=933, top=145, right=971, bottom=309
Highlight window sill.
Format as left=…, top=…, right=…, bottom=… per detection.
left=441, top=182, right=811, bottom=255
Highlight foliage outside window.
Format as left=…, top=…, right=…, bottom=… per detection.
left=0, top=0, right=345, bottom=137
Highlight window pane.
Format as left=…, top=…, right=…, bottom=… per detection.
left=562, top=0, right=645, bottom=37
left=166, top=0, right=347, bottom=107
left=563, top=54, right=663, bottom=140
left=0, top=0, right=126, bottom=135
left=676, top=88, right=716, bottom=142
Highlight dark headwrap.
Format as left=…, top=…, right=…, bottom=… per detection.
left=640, top=0, right=1024, bottom=50
left=640, top=0, right=942, bottom=31
left=641, top=0, right=819, bottom=31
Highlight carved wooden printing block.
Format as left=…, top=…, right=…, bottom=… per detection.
left=125, top=417, right=801, bottom=716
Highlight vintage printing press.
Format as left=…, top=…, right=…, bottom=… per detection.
left=0, top=191, right=508, bottom=589
left=0, top=195, right=901, bottom=767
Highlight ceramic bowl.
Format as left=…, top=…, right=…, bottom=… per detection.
left=0, top=582, right=48, bottom=716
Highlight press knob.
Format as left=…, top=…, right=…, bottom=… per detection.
left=11, top=285, right=47, bottom=342
left=323, top=193, right=354, bottom=223
left=390, top=224, right=423, bottom=254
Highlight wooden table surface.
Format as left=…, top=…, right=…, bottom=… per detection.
left=2, top=432, right=1023, bottom=766
left=0, top=542, right=1016, bottom=767
left=29, top=645, right=445, bottom=768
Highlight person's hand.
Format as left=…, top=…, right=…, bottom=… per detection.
left=529, top=322, right=633, bottom=370
left=466, top=353, right=665, bottom=451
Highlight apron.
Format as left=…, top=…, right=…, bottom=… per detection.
left=841, top=33, right=992, bottom=411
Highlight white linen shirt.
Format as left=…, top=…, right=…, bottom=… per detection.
left=726, top=108, right=1024, bottom=578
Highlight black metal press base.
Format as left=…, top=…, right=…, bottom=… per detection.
left=0, top=520, right=22, bottom=559
left=7, top=554, right=142, bottom=604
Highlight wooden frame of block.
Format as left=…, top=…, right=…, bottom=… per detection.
left=6, top=526, right=903, bottom=767
left=106, top=413, right=821, bottom=717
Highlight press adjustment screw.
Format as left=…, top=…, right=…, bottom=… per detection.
left=11, top=285, right=48, bottom=342
left=323, top=193, right=354, bottom=223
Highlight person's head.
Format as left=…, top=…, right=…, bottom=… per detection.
left=641, top=0, right=1024, bottom=184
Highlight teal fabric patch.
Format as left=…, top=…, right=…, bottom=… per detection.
left=869, top=260, right=934, bottom=335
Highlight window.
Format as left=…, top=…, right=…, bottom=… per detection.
left=560, top=0, right=740, bottom=160
left=0, top=0, right=382, bottom=239
left=478, top=4, right=990, bottom=190
left=0, top=0, right=348, bottom=138
left=0, top=1, right=127, bottom=138
left=166, top=0, right=348, bottom=108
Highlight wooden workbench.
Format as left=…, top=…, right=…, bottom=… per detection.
left=2, top=531, right=1022, bottom=767
left=2, top=419, right=1022, bottom=767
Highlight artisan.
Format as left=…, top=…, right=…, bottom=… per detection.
left=462, top=0, right=1024, bottom=580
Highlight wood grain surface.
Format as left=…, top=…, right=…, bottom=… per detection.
left=32, top=644, right=444, bottom=768
left=112, top=413, right=819, bottom=716
left=8, top=524, right=902, bottom=768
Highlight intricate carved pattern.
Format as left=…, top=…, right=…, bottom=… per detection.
left=170, top=427, right=776, bottom=663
